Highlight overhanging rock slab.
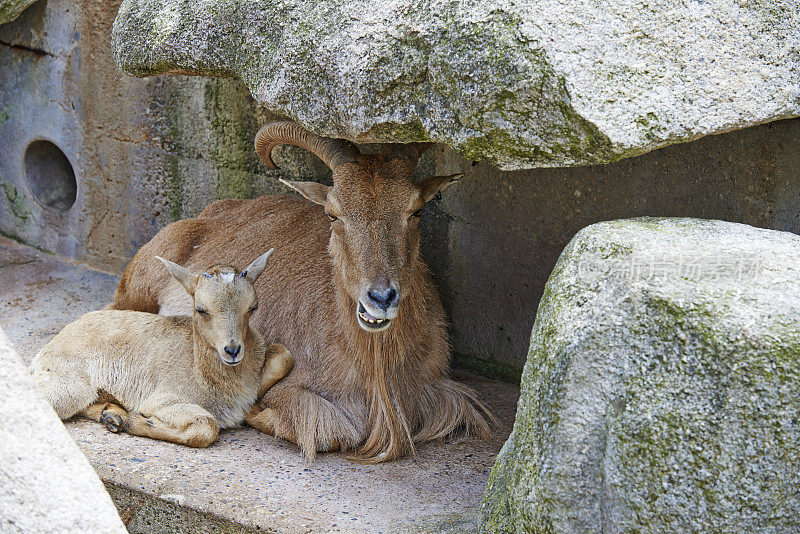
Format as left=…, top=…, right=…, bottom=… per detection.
left=112, top=0, right=800, bottom=169
left=0, top=0, right=37, bottom=24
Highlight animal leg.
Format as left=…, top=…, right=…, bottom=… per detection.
left=412, top=379, right=495, bottom=443
left=257, top=344, right=293, bottom=398
left=246, top=383, right=366, bottom=461
left=80, top=403, right=107, bottom=422
left=244, top=407, right=282, bottom=436
left=31, top=364, right=97, bottom=421
left=80, top=402, right=129, bottom=433
left=245, top=345, right=293, bottom=433
left=123, top=403, right=219, bottom=448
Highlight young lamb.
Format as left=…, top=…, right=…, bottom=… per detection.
left=30, top=250, right=293, bottom=448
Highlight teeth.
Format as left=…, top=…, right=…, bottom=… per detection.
left=358, top=310, right=388, bottom=325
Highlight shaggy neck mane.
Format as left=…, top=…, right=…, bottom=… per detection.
left=332, top=259, right=430, bottom=463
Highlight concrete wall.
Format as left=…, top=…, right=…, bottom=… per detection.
left=1, top=0, right=798, bottom=382
left=424, top=118, right=800, bottom=381
left=0, top=0, right=319, bottom=273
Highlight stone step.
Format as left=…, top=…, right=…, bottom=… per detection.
left=0, top=238, right=519, bottom=533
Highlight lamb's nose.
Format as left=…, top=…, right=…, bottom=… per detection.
left=224, top=344, right=241, bottom=357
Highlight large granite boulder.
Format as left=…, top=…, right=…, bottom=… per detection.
left=481, top=218, right=800, bottom=532
left=111, top=0, right=799, bottom=170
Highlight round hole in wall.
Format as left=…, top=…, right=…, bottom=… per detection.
left=23, top=140, right=77, bottom=211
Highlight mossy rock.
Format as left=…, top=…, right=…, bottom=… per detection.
left=0, top=0, right=37, bottom=24
left=110, top=0, right=799, bottom=170
left=482, top=218, right=800, bottom=532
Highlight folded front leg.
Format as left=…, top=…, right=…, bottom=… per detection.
left=124, top=403, right=219, bottom=448
left=246, top=382, right=366, bottom=461
left=257, top=344, right=293, bottom=399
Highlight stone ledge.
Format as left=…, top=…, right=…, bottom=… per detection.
left=68, top=371, right=515, bottom=533
left=0, top=237, right=519, bottom=533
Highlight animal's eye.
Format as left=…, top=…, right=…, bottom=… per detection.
left=411, top=208, right=424, bottom=218
left=195, top=307, right=208, bottom=315
left=327, top=213, right=338, bottom=222
left=249, top=304, right=258, bottom=313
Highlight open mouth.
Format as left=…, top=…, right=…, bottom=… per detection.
left=357, top=301, right=391, bottom=331
left=220, top=355, right=243, bottom=366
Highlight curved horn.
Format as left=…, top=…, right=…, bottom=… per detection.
left=384, top=142, right=435, bottom=168
left=255, top=121, right=360, bottom=171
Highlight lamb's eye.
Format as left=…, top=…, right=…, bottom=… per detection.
left=195, top=307, right=208, bottom=315
left=327, top=213, right=338, bottom=222
left=248, top=304, right=258, bottom=313
left=411, top=208, right=424, bottom=218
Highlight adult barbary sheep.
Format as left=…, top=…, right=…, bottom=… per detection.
left=110, top=121, right=493, bottom=461
left=32, top=251, right=293, bottom=447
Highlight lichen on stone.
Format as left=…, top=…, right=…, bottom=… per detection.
left=1, top=182, right=32, bottom=225
left=0, top=0, right=37, bottom=25
left=111, top=0, right=800, bottom=170
left=481, top=218, right=800, bottom=532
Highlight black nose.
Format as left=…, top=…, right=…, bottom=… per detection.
left=367, top=286, right=398, bottom=310
left=224, top=344, right=241, bottom=357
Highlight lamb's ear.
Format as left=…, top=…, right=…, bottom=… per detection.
left=240, top=248, right=274, bottom=283
left=156, top=256, right=197, bottom=296
left=419, top=173, right=464, bottom=202
left=279, top=179, right=330, bottom=205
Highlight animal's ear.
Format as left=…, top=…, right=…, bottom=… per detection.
left=279, top=179, right=331, bottom=206
left=240, top=248, right=274, bottom=283
left=156, top=256, right=197, bottom=296
left=418, top=173, right=464, bottom=202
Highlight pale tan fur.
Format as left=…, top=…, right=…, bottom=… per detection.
left=31, top=254, right=293, bottom=448
left=110, top=122, right=494, bottom=461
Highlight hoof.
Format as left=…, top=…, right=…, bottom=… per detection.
left=101, top=411, right=125, bottom=433
left=317, top=439, right=340, bottom=453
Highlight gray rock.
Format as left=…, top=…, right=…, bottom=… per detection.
left=0, top=327, right=127, bottom=534
left=0, top=0, right=36, bottom=24
left=481, top=218, right=800, bottom=532
left=112, top=0, right=800, bottom=170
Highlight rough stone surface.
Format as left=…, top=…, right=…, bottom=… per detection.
left=0, top=237, right=520, bottom=533
left=481, top=218, right=800, bottom=532
left=112, top=0, right=800, bottom=169
left=0, top=0, right=317, bottom=273
left=103, top=482, right=260, bottom=534
left=0, top=328, right=126, bottom=533
left=0, top=0, right=36, bottom=24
